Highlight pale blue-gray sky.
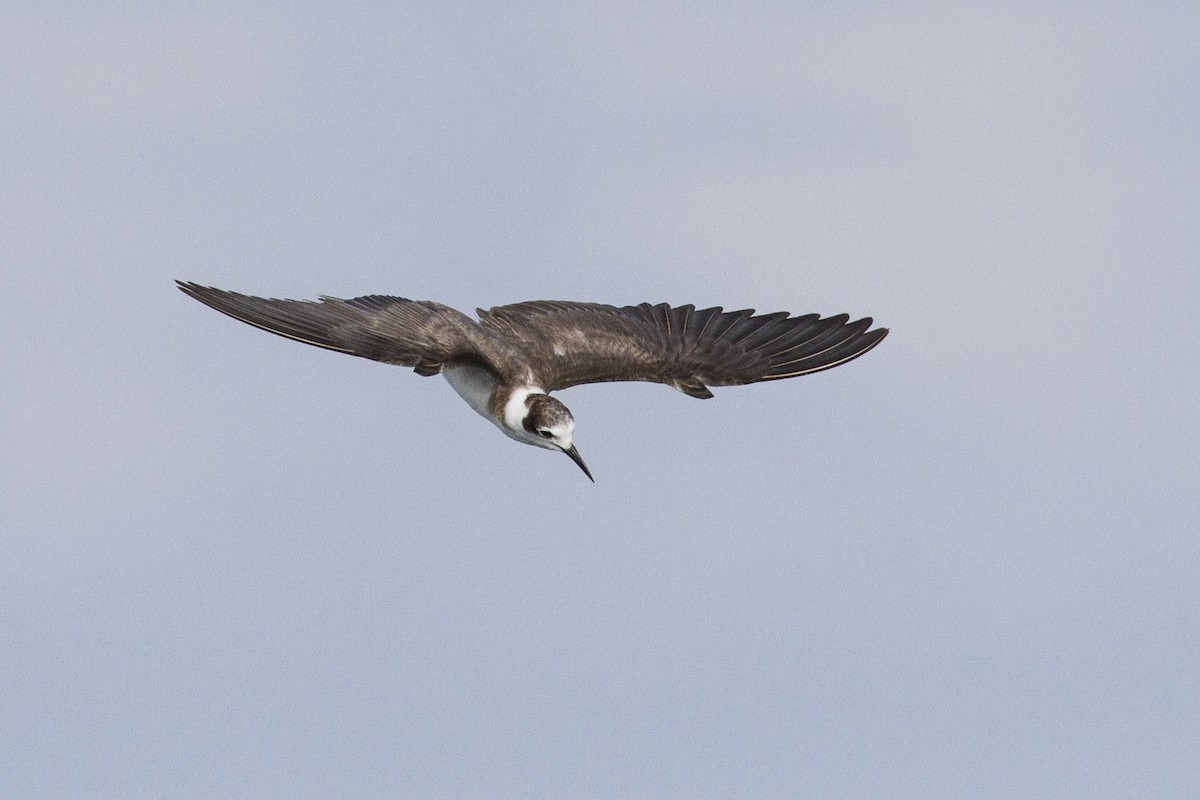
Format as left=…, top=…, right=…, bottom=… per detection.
left=3, top=4, right=1198, bottom=798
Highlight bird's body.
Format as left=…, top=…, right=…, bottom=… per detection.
left=176, top=281, right=888, bottom=481
left=441, top=364, right=546, bottom=446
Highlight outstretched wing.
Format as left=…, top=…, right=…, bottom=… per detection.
left=177, top=281, right=491, bottom=375
left=478, top=301, right=888, bottom=397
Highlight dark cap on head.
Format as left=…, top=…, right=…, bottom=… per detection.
left=522, top=394, right=573, bottom=433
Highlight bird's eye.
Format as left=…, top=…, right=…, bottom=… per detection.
left=538, top=430, right=553, bottom=439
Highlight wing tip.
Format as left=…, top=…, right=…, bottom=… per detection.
left=176, top=280, right=220, bottom=305
left=176, top=280, right=228, bottom=303
left=759, top=319, right=889, bottom=380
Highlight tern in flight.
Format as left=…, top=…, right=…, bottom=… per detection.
left=177, top=281, right=888, bottom=481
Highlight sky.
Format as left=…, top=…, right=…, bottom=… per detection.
left=2, top=3, right=1198, bottom=797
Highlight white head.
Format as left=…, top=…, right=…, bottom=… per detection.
left=518, top=393, right=593, bottom=481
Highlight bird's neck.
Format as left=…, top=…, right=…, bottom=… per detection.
left=441, top=365, right=544, bottom=432
left=497, top=384, right=546, bottom=431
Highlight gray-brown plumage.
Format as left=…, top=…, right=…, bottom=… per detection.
left=478, top=300, right=887, bottom=398
left=176, top=282, right=520, bottom=379
left=177, top=281, right=888, bottom=481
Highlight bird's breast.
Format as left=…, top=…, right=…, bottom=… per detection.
left=442, top=365, right=501, bottom=424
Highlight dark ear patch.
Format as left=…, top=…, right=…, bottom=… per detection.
left=522, top=394, right=544, bottom=433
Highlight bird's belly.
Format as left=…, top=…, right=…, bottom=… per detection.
left=442, top=365, right=500, bottom=426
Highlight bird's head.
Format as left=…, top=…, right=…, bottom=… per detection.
left=522, top=394, right=593, bottom=482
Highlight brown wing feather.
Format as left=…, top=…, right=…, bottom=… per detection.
left=177, top=282, right=503, bottom=376
left=478, top=301, right=888, bottom=396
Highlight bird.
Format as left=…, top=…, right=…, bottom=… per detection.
left=177, top=281, right=888, bottom=481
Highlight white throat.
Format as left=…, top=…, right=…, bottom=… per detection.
left=503, top=385, right=543, bottom=431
